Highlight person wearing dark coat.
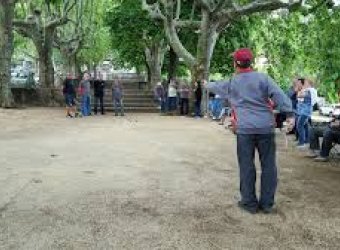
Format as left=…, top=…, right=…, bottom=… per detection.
left=194, top=81, right=202, bottom=118
left=62, top=73, right=76, bottom=118
left=93, top=74, right=105, bottom=115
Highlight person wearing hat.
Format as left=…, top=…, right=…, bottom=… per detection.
left=205, top=48, right=294, bottom=214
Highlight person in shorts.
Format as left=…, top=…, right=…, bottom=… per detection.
left=62, top=73, right=76, bottom=118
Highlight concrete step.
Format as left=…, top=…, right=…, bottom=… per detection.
left=102, top=95, right=154, bottom=100
left=99, top=90, right=153, bottom=96
left=95, top=102, right=156, bottom=108
left=103, top=106, right=159, bottom=113
left=90, top=80, right=156, bottom=112
left=102, top=89, right=152, bottom=94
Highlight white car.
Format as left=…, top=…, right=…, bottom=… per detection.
left=319, top=105, right=335, bottom=116
left=333, top=105, right=340, bottom=118
left=319, top=103, right=340, bottom=117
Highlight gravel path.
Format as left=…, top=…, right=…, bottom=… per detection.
left=0, top=108, right=339, bottom=250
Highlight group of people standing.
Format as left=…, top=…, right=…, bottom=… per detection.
left=62, top=72, right=124, bottom=118
left=153, top=79, right=203, bottom=117
left=288, top=77, right=340, bottom=162
left=288, top=78, right=318, bottom=148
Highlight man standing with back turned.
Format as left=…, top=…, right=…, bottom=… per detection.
left=205, top=48, right=294, bottom=214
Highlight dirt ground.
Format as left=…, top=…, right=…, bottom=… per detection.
left=0, top=108, right=339, bottom=250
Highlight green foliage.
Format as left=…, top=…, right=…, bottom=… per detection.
left=214, top=3, right=339, bottom=99
left=105, top=0, right=163, bottom=70
left=13, top=33, right=37, bottom=60
left=210, top=17, right=254, bottom=77
left=77, top=26, right=112, bottom=66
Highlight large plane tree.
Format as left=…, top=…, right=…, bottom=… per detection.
left=13, top=0, right=76, bottom=87
left=143, top=0, right=303, bottom=81
left=0, top=0, right=17, bottom=107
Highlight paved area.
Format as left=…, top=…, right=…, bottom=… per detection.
left=0, top=108, right=339, bottom=249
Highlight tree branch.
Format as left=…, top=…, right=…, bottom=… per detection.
left=176, top=0, right=181, bottom=20
left=190, top=1, right=196, bottom=20
left=195, top=0, right=212, bottom=12
left=142, top=0, right=166, bottom=20
left=13, top=19, right=35, bottom=30
left=216, top=0, right=302, bottom=24
left=47, top=0, right=77, bottom=29
left=213, top=0, right=232, bottom=13
left=175, top=20, right=201, bottom=29
left=232, top=0, right=302, bottom=16
left=143, top=0, right=197, bottom=67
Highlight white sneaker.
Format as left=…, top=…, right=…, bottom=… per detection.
left=305, top=150, right=318, bottom=158
left=296, top=144, right=308, bottom=150
left=314, top=156, right=329, bottom=162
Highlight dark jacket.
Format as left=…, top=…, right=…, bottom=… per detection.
left=63, top=79, right=76, bottom=96
left=94, top=80, right=105, bottom=97
left=287, top=87, right=297, bottom=111
left=194, top=85, right=202, bottom=102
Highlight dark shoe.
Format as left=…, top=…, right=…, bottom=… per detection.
left=259, top=205, right=273, bottom=214
left=237, top=201, right=258, bottom=214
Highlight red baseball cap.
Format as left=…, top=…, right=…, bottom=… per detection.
left=233, top=48, right=253, bottom=63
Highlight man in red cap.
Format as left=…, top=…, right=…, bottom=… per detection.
left=205, top=48, right=294, bottom=214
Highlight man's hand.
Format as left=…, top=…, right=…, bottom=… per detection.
left=286, top=117, right=295, bottom=132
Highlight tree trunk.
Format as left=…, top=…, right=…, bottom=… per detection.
left=191, top=11, right=219, bottom=115
left=38, top=46, right=54, bottom=88
left=145, top=63, right=151, bottom=86
left=167, top=46, right=179, bottom=83
left=93, top=64, right=98, bottom=79
left=195, top=10, right=219, bottom=82
left=0, top=0, right=15, bottom=108
left=145, top=40, right=166, bottom=86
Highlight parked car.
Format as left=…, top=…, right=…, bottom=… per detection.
left=319, top=105, right=335, bottom=116
left=333, top=105, right=340, bottom=119
left=319, top=103, right=340, bottom=117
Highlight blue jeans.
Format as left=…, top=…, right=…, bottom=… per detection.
left=81, top=95, right=91, bottom=116
left=113, top=99, right=124, bottom=115
left=159, top=99, right=166, bottom=113
left=213, top=99, right=223, bottom=118
left=168, top=97, right=177, bottom=111
left=208, top=99, right=214, bottom=115
left=154, top=98, right=165, bottom=113
left=297, top=115, right=310, bottom=145
left=237, top=133, right=277, bottom=210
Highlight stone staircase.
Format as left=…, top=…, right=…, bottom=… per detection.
left=96, top=80, right=159, bottom=113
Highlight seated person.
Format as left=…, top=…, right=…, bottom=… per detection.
left=208, top=92, right=215, bottom=118
left=218, top=100, right=231, bottom=125
left=212, top=94, right=223, bottom=120
left=308, top=119, right=340, bottom=162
